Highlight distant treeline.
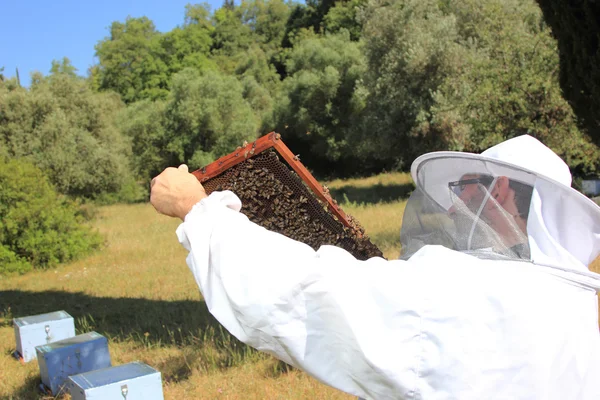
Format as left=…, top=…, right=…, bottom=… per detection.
left=2, top=0, right=600, bottom=274
left=2, top=0, right=600, bottom=203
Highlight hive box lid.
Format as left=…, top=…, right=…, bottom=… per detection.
left=69, top=362, right=159, bottom=389
left=13, top=311, right=72, bottom=328
left=36, top=331, right=105, bottom=354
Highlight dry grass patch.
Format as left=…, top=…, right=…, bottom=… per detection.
left=343, top=200, right=406, bottom=260
left=1, top=171, right=411, bottom=399
left=2, top=170, right=598, bottom=399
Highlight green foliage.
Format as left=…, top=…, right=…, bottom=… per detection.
left=164, top=68, right=260, bottom=168
left=0, top=244, right=32, bottom=275
left=0, top=73, right=136, bottom=200
left=437, top=0, right=600, bottom=175
left=240, top=73, right=276, bottom=132
left=161, top=4, right=216, bottom=76
left=281, top=0, right=340, bottom=51
left=212, top=7, right=253, bottom=58
left=323, top=0, right=366, bottom=40
left=50, top=57, right=78, bottom=77
left=0, top=158, right=102, bottom=274
left=359, top=0, right=465, bottom=167
left=306, top=0, right=337, bottom=32
left=274, top=30, right=367, bottom=175
left=358, top=0, right=599, bottom=175
left=17, top=0, right=598, bottom=187
left=185, top=3, right=215, bottom=27
left=238, top=0, right=291, bottom=52
left=160, top=26, right=215, bottom=75
left=95, top=17, right=170, bottom=103
left=234, top=45, right=281, bottom=93
left=117, top=99, right=169, bottom=182
left=119, top=68, right=261, bottom=179
left=536, top=0, right=600, bottom=148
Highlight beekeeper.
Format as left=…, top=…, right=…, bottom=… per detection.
left=150, top=135, right=600, bottom=400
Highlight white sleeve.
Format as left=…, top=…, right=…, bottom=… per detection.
left=176, top=191, right=422, bottom=399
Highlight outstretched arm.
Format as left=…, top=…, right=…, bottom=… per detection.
left=150, top=166, right=420, bottom=400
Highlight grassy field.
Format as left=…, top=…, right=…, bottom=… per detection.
left=0, top=172, right=410, bottom=399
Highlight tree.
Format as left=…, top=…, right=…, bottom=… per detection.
left=224, top=0, right=235, bottom=10
left=535, top=0, right=600, bottom=148
left=234, top=44, right=280, bottom=92
left=160, top=4, right=216, bottom=76
left=117, top=99, right=168, bottom=182
left=281, top=0, right=339, bottom=51
left=306, top=0, right=337, bottom=32
left=212, top=7, right=253, bottom=58
left=358, top=0, right=599, bottom=175
left=238, top=0, right=291, bottom=52
left=238, top=0, right=291, bottom=80
left=439, top=0, right=599, bottom=176
left=162, top=68, right=260, bottom=168
left=50, top=57, right=78, bottom=77
left=185, top=2, right=214, bottom=28
left=0, top=72, right=136, bottom=199
left=323, top=0, right=367, bottom=40
left=274, top=30, right=367, bottom=175
left=359, top=0, right=463, bottom=168
left=94, top=17, right=169, bottom=103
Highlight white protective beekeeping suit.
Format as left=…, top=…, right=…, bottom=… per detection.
left=176, top=135, right=600, bottom=400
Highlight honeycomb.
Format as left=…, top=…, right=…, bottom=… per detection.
left=201, top=150, right=384, bottom=260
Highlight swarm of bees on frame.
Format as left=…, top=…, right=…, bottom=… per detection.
left=201, top=150, right=384, bottom=260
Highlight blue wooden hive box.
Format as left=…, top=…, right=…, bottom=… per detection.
left=67, top=361, right=164, bottom=400
left=13, top=310, right=75, bottom=362
left=36, top=331, right=112, bottom=395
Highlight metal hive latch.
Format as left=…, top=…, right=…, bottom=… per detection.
left=75, top=349, right=82, bottom=369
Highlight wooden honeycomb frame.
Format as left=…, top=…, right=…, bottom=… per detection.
left=191, top=132, right=383, bottom=260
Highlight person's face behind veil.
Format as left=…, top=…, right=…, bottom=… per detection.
left=447, top=174, right=530, bottom=256
left=447, top=174, right=506, bottom=252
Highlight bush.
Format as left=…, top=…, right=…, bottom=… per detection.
left=0, top=244, right=31, bottom=275
left=0, top=72, right=135, bottom=200
left=0, top=158, right=103, bottom=274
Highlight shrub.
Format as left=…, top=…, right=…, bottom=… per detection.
left=0, top=244, right=31, bottom=275
left=0, top=158, right=103, bottom=274
left=0, top=73, right=135, bottom=200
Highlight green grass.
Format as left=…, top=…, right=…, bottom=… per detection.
left=0, top=173, right=411, bottom=399
left=325, top=171, right=415, bottom=205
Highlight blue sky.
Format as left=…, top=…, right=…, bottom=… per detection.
left=0, top=0, right=223, bottom=87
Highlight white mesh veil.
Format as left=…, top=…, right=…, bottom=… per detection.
left=401, top=136, right=600, bottom=275
left=401, top=157, right=535, bottom=261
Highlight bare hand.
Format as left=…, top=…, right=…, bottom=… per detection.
left=150, top=164, right=207, bottom=220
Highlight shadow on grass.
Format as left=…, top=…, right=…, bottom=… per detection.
left=9, top=374, right=56, bottom=400
left=1, top=290, right=218, bottom=346
left=2, top=290, right=274, bottom=398
left=262, top=358, right=294, bottom=378
left=329, top=183, right=414, bottom=205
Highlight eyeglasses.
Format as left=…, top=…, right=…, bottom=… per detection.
left=448, top=177, right=494, bottom=196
